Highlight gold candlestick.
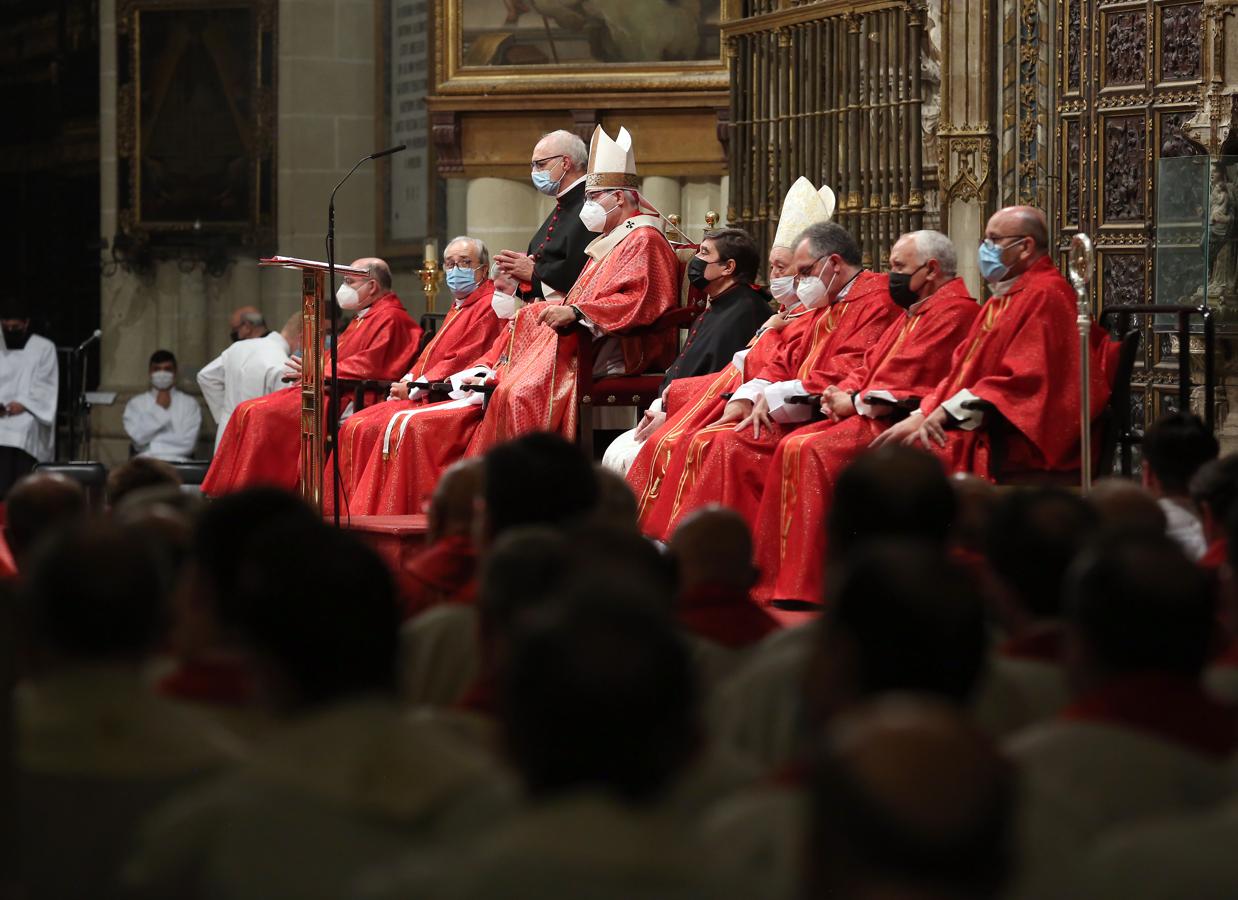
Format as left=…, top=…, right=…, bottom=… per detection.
left=418, top=239, right=443, bottom=313
left=705, top=210, right=719, bottom=229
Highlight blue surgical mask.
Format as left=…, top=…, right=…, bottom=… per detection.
left=531, top=162, right=564, bottom=197
left=446, top=266, right=478, bottom=295
left=978, top=239, right=1011, bottom=283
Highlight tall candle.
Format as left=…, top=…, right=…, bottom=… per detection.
left=424, top=240, right=436, bottom=264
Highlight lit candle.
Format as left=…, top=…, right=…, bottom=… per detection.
left=424, top=240, right=436, bottom=265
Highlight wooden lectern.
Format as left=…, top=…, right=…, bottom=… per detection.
left=258, top=256, right=367, bottom=512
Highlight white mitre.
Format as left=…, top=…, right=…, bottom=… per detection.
left=772, top=177, right=838, bottom=249
left=586, top=125, right=639, bottom=190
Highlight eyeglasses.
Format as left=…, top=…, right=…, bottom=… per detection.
left=530, top=155, right=565, bottom=171
left=794, top=256, right=825, bottom=279
left=982, top=234, right=1029, bottom=246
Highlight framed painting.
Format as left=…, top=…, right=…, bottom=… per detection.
left=115, top=0, right=277, bottom=250
left=434, top=0, right=733, bottom=95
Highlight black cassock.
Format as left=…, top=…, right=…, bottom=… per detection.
left=660, top=282, right=773, bottom=394
left=523, top=180, right=593, bottom=300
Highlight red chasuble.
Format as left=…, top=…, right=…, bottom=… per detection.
left=918, top=256, right=1111, bottom=478
left=201, top=293, right=421, bottom=496
left=637, top=271, right=898, bottom=542
left=341, top=219, right=678, bottom=517
left=465, top=220, right=679, bottom=453
left=327, top=281, right=504, bottom=514
left=751, top=277, right=980, bottom=605
left=626, top=319, right=798, bottom=520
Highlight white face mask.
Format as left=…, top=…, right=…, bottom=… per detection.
left=151, top=371, right=175, bottom=391
left=796, top=261, right=838, bottom=310
left=336, top=283, right=360, bottom=310
left=491, top=290, right=522, bottom=320
left=768, top=274, right=796, bottom=302
left=579, top=198, right=612, bottom=233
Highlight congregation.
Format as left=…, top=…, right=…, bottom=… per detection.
left=5, top=124, right=1238, bottom=900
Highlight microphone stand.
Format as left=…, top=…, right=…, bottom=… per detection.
left=325, top=144, right=405, bottom=526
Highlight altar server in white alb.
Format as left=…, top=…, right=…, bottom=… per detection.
left=197, top=311, right=302, bottom=450
left=0, top=301, right=58, bottom=498
left=123, top=350, right=202, bottom=462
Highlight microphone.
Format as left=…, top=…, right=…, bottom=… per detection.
left=368, top=143, right=407, bottom=160
left=324, top=145, right=405, bottom=527
left=76, top=329, right=102, bottom=353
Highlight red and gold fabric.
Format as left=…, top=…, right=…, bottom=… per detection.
left=201, top=293, right=422, bottom=496
left=636, top=272, right=898, bottom=542
left=750, top=278, right=980, bottom=605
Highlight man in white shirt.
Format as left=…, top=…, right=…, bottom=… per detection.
left=123, top=350, right=202, bottom=462
left=198, top=313, right=301, bottom=450
left=0, top=309, right=59, bottom=498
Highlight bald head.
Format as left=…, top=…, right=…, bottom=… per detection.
left=427, top=458, right=483, bottom=543
left=670, top=505, right=756, bottom=591
left=533, top=129, right=588, bottom=175
left=983, top=206, right=1049, bottom=282
left=5, top=473, right=87, bottom=566
left=807, top=697, right=1014, bottom=900
left=342, top=258, right=392, bottom=311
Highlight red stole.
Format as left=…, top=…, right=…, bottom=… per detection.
left=401, top=534, right=479, bottom=617
left=1062, top=672, right=1238, bottom=759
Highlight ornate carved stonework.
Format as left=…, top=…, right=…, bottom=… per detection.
left=1159, top=3, right=1202, bottom=83
left=1103, top=115, right=1146, bottom=221
left=1102, top=253, right=1145, bottom=307
left=1067, top=0, right=1081, bottom=92
left=1104, top=11, right=1146, bottom=86
left=1065, top=118, right=1082, bottom=224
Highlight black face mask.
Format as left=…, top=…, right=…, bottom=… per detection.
left=686, top=256, right=713, bottom=290
left=887, top=263, right=927, bottom=309
left=229, top=328, right=241, bottom=343
left=3, top=327, right=28, bottom=349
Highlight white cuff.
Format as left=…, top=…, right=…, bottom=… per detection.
left=578, top=310, right=604, bottom=338
left=855, top=389, right=897, bottom=419
left=649, top=396, right=664, bottom=415
left=941, top=389, right=985, bottom=431
left=766, top=380, right=813, bottom=424
left=448, top=366, right=493, bottom=399
left=400, top=373, right=414, bottom=384
left=732, top=378, right=770, bottom=406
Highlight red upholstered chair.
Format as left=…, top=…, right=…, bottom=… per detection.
left=575, top=237, right=709, bottom=459
left=992, top=327, right=1141, bottom=486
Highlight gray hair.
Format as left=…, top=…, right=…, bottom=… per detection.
left=796, top=222, right=862, bottom=267
left=908, top=230, right=958, bottom=277
left=541, top=129, right=589, bottom=169
left=240, top=310, right=266, bottom=328
left=445, top=236, right=490, bottom=271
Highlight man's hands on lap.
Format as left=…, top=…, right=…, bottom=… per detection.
left=822, top=386, right=854, bottom=422
left=537, top=305, right=577, bottom=331
left=733, top=395, right=774, bottom=438
left=389, top=382, right=410, bottom=401
left=634, top=409, right=667, bottom=442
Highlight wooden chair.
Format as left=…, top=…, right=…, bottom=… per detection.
left=574, top=238, right=710, bottom=459
left=992, top=328, right=1141, bottom=486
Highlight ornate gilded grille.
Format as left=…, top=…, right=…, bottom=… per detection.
left=723, top=1, right=925, bottom=268
left=1055, top=0, right=1216, bottom=438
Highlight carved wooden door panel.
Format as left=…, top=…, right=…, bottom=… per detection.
left=1057, top=0, right=1205, bottom=453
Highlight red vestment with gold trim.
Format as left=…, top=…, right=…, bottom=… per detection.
left=326, top=281, right=503, bottom=515
left=342, top=221, right=678, bottom=517
left=751, top=277, right=980, bottom=605
left=918, top=257, right=1111, bottom=478
left=636, top=271, right=898, bottom=541
left=201, top=293, right=421, bottom=495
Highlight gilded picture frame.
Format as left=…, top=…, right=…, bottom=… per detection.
left=434, top=0, right=735, bottom=95
left=115, top=0, right=277, bottom=249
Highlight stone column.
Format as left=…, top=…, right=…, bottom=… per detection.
left=465, top=177, right=552, bottom=266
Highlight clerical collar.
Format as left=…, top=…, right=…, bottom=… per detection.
left=557, top=175, right=586, bottom=199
